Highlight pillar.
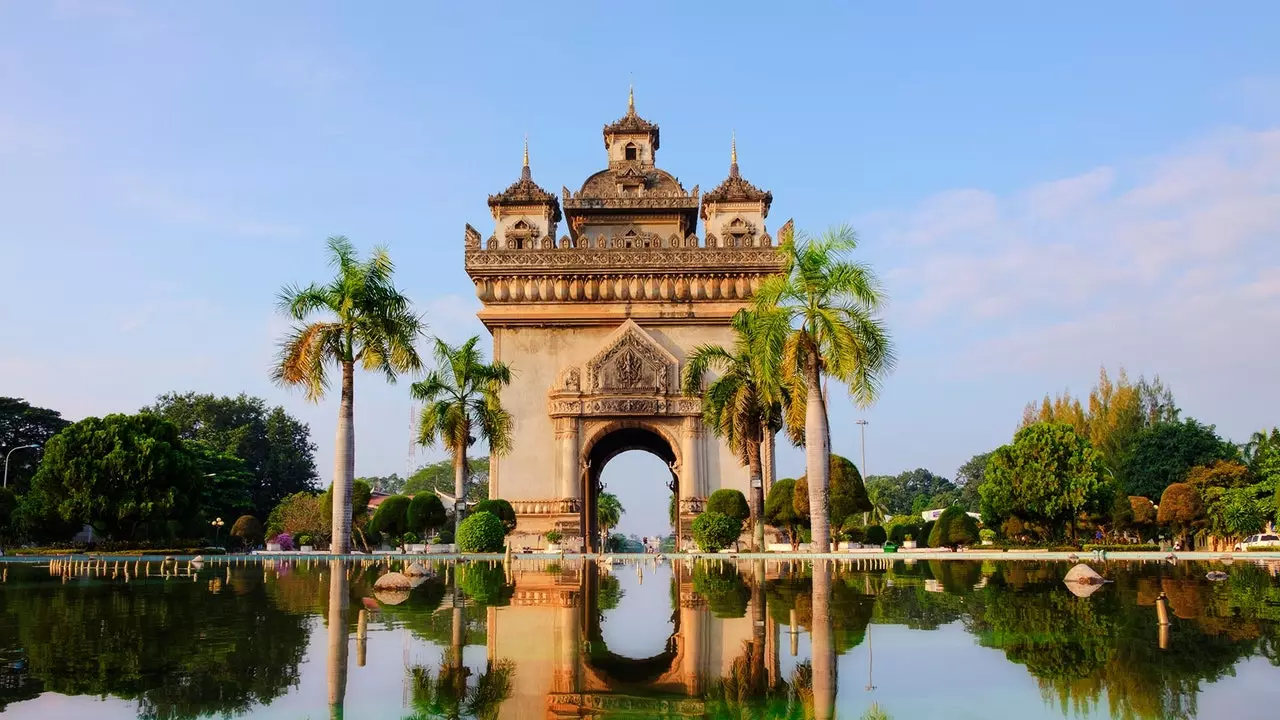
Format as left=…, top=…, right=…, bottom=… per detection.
left=680, top=417, right=703, bottom=547
left=553, top=598, right=581, bottom=693
left=556, top=417, right=580, bottom=501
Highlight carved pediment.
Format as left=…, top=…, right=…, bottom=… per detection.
left=584, top=320, right=677, bottom=395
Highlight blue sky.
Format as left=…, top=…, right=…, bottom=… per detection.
left=2, top=2, right=1278, bottom=535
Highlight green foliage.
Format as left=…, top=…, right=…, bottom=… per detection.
left=437, top=527, right=454, bottom=545
left=596, top=492, right=624, bottom=538
left=843, top=522, right=866, bottom=544
left=1203, top=484, right=1270, bottom=542
left=369, top=495, right=411, bottom=539
left=706, top=489, right=751, bottom=522
left=295, top=534, right=313, bottom=547
left=458, top=562, right=513, bottom=606
left=929, top=506, right=979, bottom=549
left=404, top=457, right=491, bottom=501
left=956, top=451, right=992, bottom=511
left=1082, top=543, right=1160, bottom=552
left=0, top=487, right=17, bottom=544
left=1157, top=482, right=1202, bottom=545
left=230, top=515, right=263, bottom=548
left=185, top=440, right=254, bottom=527
left=979, top=528, right=996, bottom=542
left=406, top=493, right=447, bottom=535
left=888, top=522, right=919, bottom=545
left=321, top=479, right=373, bottom=527
left=981, top=422, right=1108, bottom=539
left=472, top=499, right=516, bottom=535
left=358, top=473, right=405, bottom=495
left=1127, top=419, right=1236, bottom=500
left=457, top=511, right=505, bottom=553
left=141, top=392, right=319, bottom=520
left=864, top=468, right=955, bottom=516
left=795, top=455, right=872, bottom=531
left=864, top=525, right=887, bottom=545
left=919, top=520, right=936, bottom=547
left=692, top=564, right=751, bottom=618
left=0, top=397, right=69, bottom=494
left=266, top=491, right=326, bottom=541
left=765, top=479, right=805, bottom=543
left=401, top=531, right=420, bottom=545
left=544, top=530, right=562, bottom=545
left=1129, top=496, right=1157, bottom=526
left=29, top=413, right=202, bottom=541
left=691, top=511, right=742, bottom=552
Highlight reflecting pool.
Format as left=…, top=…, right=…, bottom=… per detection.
left=1, top=556, right=1279, bottom=719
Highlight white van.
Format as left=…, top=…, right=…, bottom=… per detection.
left=1234, top=534, right=1280, bottom=551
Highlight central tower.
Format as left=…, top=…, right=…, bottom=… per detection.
left=463, top=95, right=785, bottom=550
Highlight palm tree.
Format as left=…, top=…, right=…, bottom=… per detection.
left=273, top=237, right=424, bottom=553
left=754, top=225, right=895, bottom=552
left=682, top=310, right=783, bottom=551
left=412, top=336, right=513, bottom=537
left=597, top=492, right=623, bottom=551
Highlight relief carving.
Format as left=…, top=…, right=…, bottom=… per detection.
left=585, top=321, right=676, bottom=394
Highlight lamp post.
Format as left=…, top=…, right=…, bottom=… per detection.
left=856, top=420, right=869, bottom=524
left=3, top=445, right=40, bottom=490
left=211, top=517, right=225, bottom=544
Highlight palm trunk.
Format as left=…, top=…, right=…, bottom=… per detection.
left=454, top=441, right=468, bottom=538
left=804, top=354, right=831, bottom=552
left=810, top=560, right=836, bottom=720
left=331, top=361, right=355, bottom=554
left=327, top=559, right=350, bottom=719
left=747, top=440, right=765, bottom=551
left=752, top=559, right=766, bottom=690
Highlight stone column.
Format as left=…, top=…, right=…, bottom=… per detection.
left=553, top=596, right=581, bottom=693
left=556, top=417, right=580, bottom=502
left=680, top=417, right=703, bottom=546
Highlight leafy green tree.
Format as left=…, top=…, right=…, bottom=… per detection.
left=753, top=224, right=896, bottom=552
left=29, top=413, right=202, bottom=541
left=928, top=506, right=979, bottom=549
left=473, top=499, right=516, bottom=535
left=692, top=511, right=742, bottom=552
left=1158, top=482, right=1203, bottom=548
left=272, top=236, right=425, bottom=554
left=369, top=495, right=411, bottom=540
left=794, top=454, right=871, bottom=532
left=141, top=392, right=319, bottom=520
left=404, top=457, right=491, bottom=501
left=407, top=494, right=447, bottom=536
left=956, top=451, right=992, bottom=512
left=864, top=525, right=886, bottom=545
left=457, top=511, right=505, bottom=553
left=765, top=478, right=805, bottom=548
left=981, top=422, right=1107, bottom=540
left=1127, top=419, right=1236, bottom=500
left=682, top=310, right=782, bottom=551
left=0, top=397, right=69, bottom=494
left=0, top=487, right=18, bottom=546
left=357, top=473, right=405, bottom=494
left=412, top=336, right=512, bottom=538
left=1203, top=485, right=1269, bottom=544
left=864, top=468, right=954, bottom=516
left=185, top=440, right=254, bottom=530
left=692, top=563, right=751, bottom=618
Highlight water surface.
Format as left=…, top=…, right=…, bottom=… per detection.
left=1, top=556, right=1278, bottom=719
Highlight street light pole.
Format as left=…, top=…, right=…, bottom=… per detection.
left=3, top=445, right=40, bottom=490
left=856, top=420, right=869, bottom=525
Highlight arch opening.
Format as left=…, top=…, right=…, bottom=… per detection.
left=584, top=426, right=677, bottom=553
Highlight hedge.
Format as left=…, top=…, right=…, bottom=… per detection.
left=1082, top=544, right=1161, bottom=552
left=457, top=511, right=505, bottom=553
left=706, top=489, right=750, bottom=523
left=691, top=511, right=742, bottom=552
left=864, top=525, right=887, bottom=545
left=472, top=499, right=517, bottom=535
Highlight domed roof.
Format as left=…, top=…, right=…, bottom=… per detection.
left=577, top=166, right=688, bottom=199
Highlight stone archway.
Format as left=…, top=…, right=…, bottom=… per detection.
left=581, top=423, right=679, bottom=553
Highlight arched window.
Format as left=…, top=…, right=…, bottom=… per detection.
left=625, top=143, right=638, bottom=161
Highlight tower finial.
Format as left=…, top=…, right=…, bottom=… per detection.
left=628, top=81, right=635, bottom=114
left=729, top=131, right=740, bottom=178
left=523, top=134, right=529, bottom=168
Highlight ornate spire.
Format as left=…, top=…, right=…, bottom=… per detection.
left=521, top=134, right=530, bottom=181
left=628, top=83, right=635, bottom=114
left=730, top=131, right=739, bottom=178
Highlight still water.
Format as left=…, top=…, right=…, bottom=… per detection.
left=1, top=556, right=1278, bottom=719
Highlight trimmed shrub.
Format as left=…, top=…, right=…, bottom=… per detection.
left=275, top=532, right=294, bottom=551
left=929, top=507, right=980, bottom=549
left=457, top=511, right=505, bottom=553
left=691, top=511, right=742, bottom=552
left=794, top=454, right=872, bottom=530
left=765, top=478, right=805, bottom=544
left=1157, top=482, right=1203, bottom=546
left=402, top=531, right=420, bottom=545
left=1129, top=496, right=1157, bottom=526
left=369, top=495, right=411, bottom=539
left=545, top=530, right=562, bottom=545
left=230, top=515, right=264, bottom=549
left=296, top=534, right=313, bottom=547
left=865, top=525, right=887, bottom=546
left=889, top=523, right=920, bottom=545
left=706, top=489, right=751, bottom=523
left=979, top=528, right=996, bottom=543
left=843, top=522, right=866, bottom=544
left=406, top=494, right=447, bottom=535
left=473, top=499, right=517, bottom=535
left=919, top=520, right=936, bottom=548
left=436, top=528, right=455, bottom=545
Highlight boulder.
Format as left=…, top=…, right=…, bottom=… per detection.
left=373, top=571, right=412, bottom=590
left=1064, top=563, right=1104, bottom=585
left=374, top=589, right=411, bottom=606
left=1206, top=571, right=1229, bottom=581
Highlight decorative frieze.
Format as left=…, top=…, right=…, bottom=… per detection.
left=509, top=498, right=582, bottom=515
left=471, top=271, right=770, bottom=304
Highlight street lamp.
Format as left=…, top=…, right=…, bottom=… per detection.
left=211, top=517, right=225, bottom=544
left=3, top=444, right=40, bottom=489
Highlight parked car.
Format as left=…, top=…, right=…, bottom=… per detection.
left=1234, top=534, right=1280, bottom=551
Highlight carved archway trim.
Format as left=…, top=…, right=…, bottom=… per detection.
left=580, top=419, right=682, bottom=472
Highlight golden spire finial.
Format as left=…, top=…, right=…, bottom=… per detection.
left=731, top=130, right=737, bottom=165
left=523, top=134, right=529, bottom=167
left=628, top=82, right=635, bottom=113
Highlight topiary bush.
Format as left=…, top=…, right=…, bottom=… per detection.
left=274, top=532, right=294, bottom=551
left=843, top=521, right=866, bottom=544
left=369, top=495, right=411, bottom=539
left=296, top=534, right=313, bottom=548
left=545, top=529, right=562, bottom=545
left=402, top=531, right=420, bottom=545
left=436, top=528, right=454, bottom=545
left=692, top=563, right=750, bottom=618
left=706, top=489, right=751, bottom=523
left=691, top=511, right=742, bottom=552
left=919, top=520, right=935, bottom=548
left=864, top=525, right=887, bottom=546
left=230, top=515, right=263, bottom=550
left=929, top=506, right=980, bottom=549
left=457, top=511, right=505, bottom=553
left=406, top=494, right=446, bottom=535
left=979, top=528, right=996, bottom=543
left=458, top=562, right=513, bottom=606
left=889, top=523, right=920, bottom=545
left=472, top=499, right=517, bottom=535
